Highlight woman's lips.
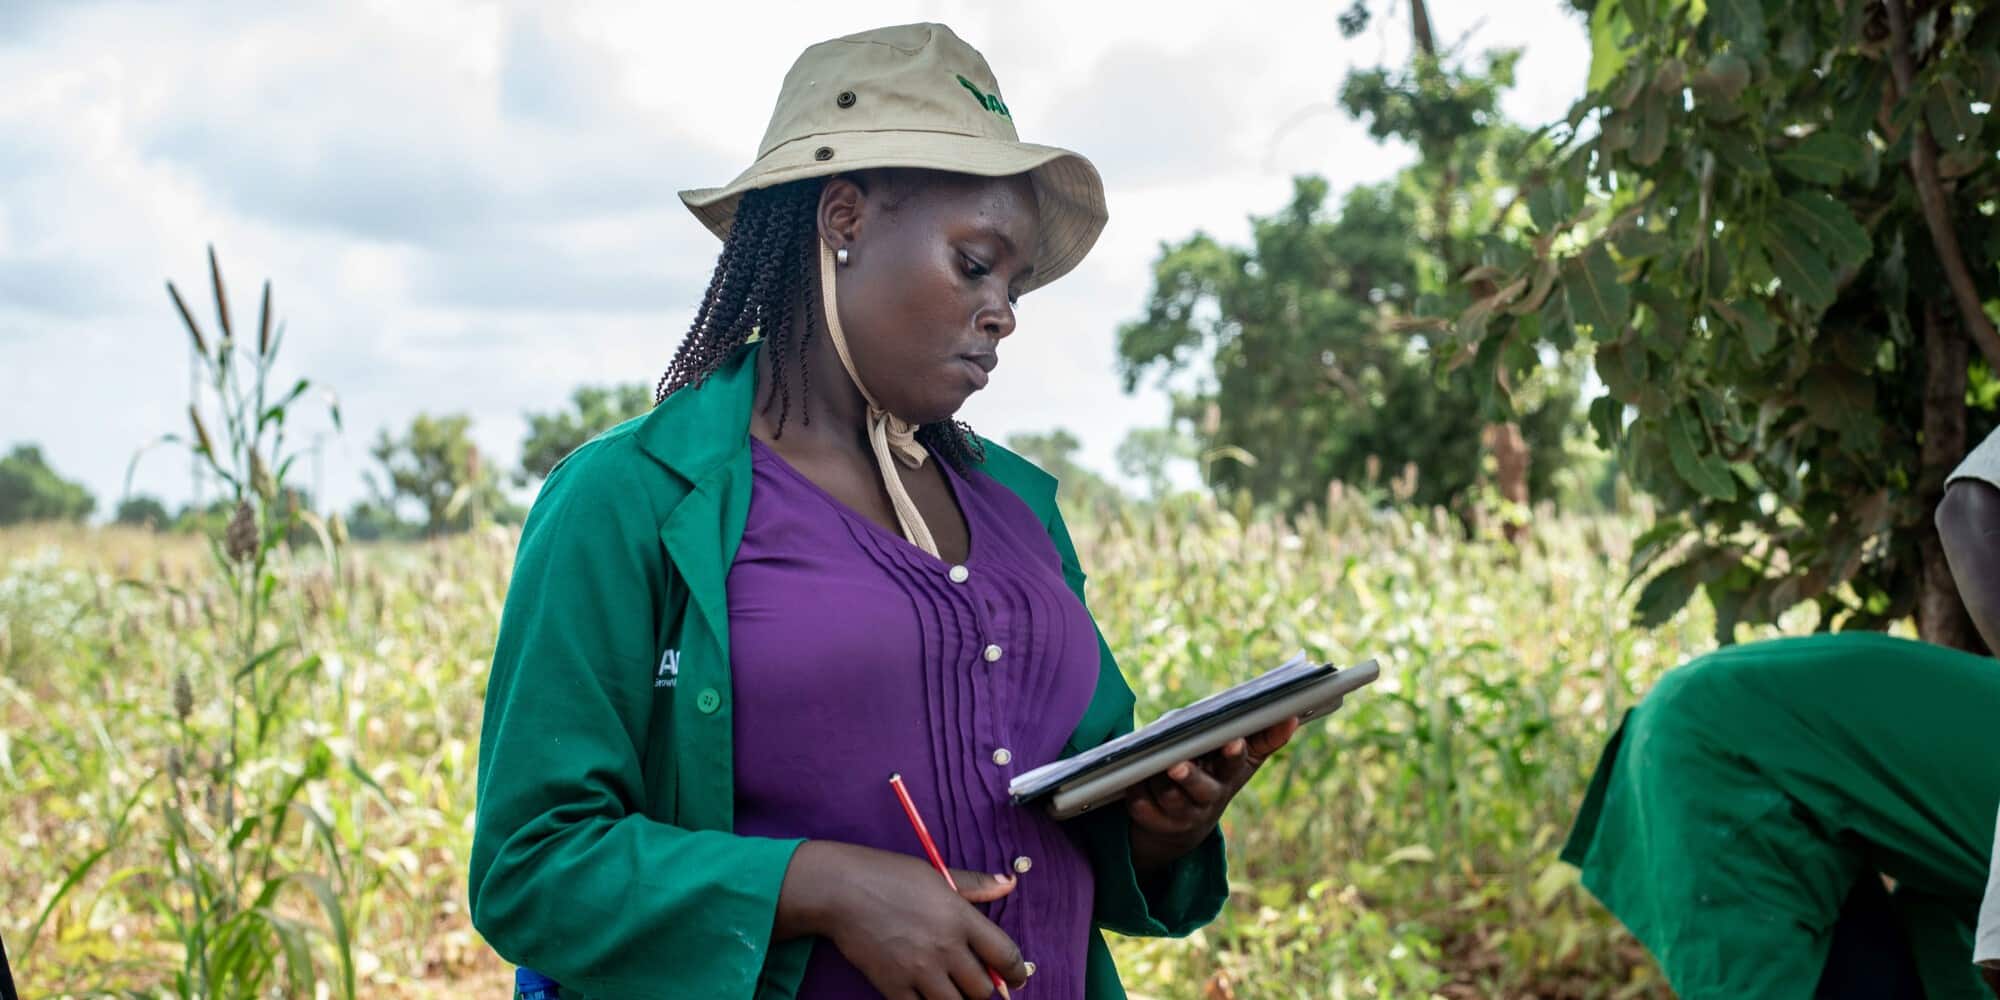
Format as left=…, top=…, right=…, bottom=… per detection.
left=960, top=352, right=997, bottom=389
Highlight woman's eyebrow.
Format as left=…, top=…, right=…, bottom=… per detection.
left=968, top=223, right=1021, bottom=259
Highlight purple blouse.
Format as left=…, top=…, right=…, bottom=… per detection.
left=728, top=436, right=1100, bottom=998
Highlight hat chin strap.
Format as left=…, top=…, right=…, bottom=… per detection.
left=819, top=240, right=940, bottom=558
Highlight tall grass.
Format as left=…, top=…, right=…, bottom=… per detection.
left=0, top=469, right=1796, bottom=997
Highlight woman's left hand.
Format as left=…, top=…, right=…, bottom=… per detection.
left=1125, top=716, right=1302, bottom=871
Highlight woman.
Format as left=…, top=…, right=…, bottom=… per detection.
left=1562, top=427, right=2000, bottom=999
left=468, top=23, right=1299, bottom=999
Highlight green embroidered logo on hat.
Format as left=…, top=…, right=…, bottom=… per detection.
left=956, top=74, right=1011, bottom=120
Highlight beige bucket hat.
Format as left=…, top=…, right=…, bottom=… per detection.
left=679, top=22, right=1107, bottom=294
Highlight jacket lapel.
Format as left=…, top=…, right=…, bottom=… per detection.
left=640, top=344, right=761, bottom=650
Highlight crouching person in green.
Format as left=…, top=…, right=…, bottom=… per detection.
left=1564, top=428, right=2000, bottom=999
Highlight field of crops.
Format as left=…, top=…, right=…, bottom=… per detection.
left=2, top=492, right=1784, bottom=998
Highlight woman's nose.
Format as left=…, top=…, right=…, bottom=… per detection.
left=981, top=300, right=1016, bottom=340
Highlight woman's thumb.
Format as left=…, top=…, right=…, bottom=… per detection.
left=950, top=869, right=1018, bottom=903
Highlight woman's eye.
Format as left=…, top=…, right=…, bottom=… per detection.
left=960, top=253, right=990, bottom=279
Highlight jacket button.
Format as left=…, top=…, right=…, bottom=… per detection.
left=948, top=564, right=970, bottom=584
left=983, top=643, right=1003, bottom=662
left=1012, top=855, right=1033, bottom=874
left=991, top=747, right=1012, bottom=766
left=696, top=688, right=721, bottom=714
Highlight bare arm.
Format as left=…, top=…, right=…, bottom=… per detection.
left=1936, top=479, right=2000, bottom=655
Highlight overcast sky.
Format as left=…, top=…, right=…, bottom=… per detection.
left=0, top=0, right=1588, bottom=514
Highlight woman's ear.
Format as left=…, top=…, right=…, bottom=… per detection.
left=817, top=177, right=865, bottom=254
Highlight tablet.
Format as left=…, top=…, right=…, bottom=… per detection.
left=1010, top=656, right=1381, bottom=820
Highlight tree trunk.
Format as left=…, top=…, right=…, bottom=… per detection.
left=1917, top=301, right=1976, bottom=650
left=1408, top=0, right=1437, bottom=57
left=1481, top=421, right=1530, bottom=543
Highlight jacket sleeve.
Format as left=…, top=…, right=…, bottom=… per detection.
left=468, top=443, right=804, bottom=999
left=1041, top=503, right=1230, bottom=938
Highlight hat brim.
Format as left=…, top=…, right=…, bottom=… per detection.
left=680, top=132, right=1106, bottom=294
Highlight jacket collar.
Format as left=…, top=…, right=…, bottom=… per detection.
left=635, top=340, right=761, bottom=486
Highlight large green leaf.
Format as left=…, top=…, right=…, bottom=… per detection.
left=1667, top=407, right=1738, bottom=500
left=1801, top=364, right=1878, bottom=434
left=1925, top=75, right=1982, bottom=152
left=1761, top=227, right=1837, bottom=310
left=1691, top=51, right=1752, bottom=119
left=1589, top=1, right=1638, bottom=93
left=1715, top=299, right=1779, bottom=358
left=1590, top=395, right=1627, bottom=449
left=1707, top=0, right=1767, bottom=58
left=1563, top=244, right=1630, bottom=337
left=1771, top=132, right=1868, bottom=184
left=1596, top=337, right=1669, bottom=413
left=1776, top=191, right=1872, bottom=269
left=1635, top=555, right=1702, bottom=626
left=1707, top=126, right=1769, bottom=175
left=1632, top=89, right=1670, bottom=166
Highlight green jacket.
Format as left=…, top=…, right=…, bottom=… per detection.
left=469, top=342, right=1228, bottom=999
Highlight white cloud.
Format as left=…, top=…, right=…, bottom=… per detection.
left=0, top=0, right=1588, bottom=514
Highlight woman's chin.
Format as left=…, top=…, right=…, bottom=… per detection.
left=899, top=393, right=972, bottom=428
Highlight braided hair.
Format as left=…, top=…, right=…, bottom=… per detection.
left=655, top=175, right=985, bottom=472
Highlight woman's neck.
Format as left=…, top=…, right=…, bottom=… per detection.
left=749, top=286, right=875, bottom=456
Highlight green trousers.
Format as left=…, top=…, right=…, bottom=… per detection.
left=1563, top=632, right=2000, bottom=999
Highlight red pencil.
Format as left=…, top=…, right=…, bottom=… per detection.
left=888, top=773, right=1012, bottom=999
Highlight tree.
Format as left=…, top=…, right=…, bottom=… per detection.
left=1116, top=426, right=1197, bottom=502
left=1004, top=430, right=1125, bottom=513
left=1118, top=173, right=1582, bottom=513
left=341, top=498, right=411, bottom=543
left=518, top=383, right=653, bottom=484
left=1448, top=0, right=2000, bottom=648
left=115, top=494, right=171, bottom=529
left=0, top=445, right=95, bottom=525
left=370, top=414, right=515, bottom=536
left=1121, top=6, right=1587, bottom=516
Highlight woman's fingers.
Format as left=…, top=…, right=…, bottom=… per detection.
left=1167, top=758, right=1229, bottom=806
left=942, top=952, right=1005, bottom=999
left=915, top=967, right=968, bottom=1000
left=948, top=868, right=1018, bottom=904
left=967, top=916, right=1030, bottom=991
left=1127, top=786, right=1175, bottom=828
left=1246, top=717, right=1301, bottom=762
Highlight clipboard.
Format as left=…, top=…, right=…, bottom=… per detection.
left=1009, top=654, right=1381, bottom=820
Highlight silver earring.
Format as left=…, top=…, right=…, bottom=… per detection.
left=836, top=247, right=850, bottom=266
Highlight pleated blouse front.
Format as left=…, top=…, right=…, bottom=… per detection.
left=728, top=436, right=1101, bottom=998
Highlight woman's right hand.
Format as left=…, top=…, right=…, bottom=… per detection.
left=775, top=839, right=1031, bottom=998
